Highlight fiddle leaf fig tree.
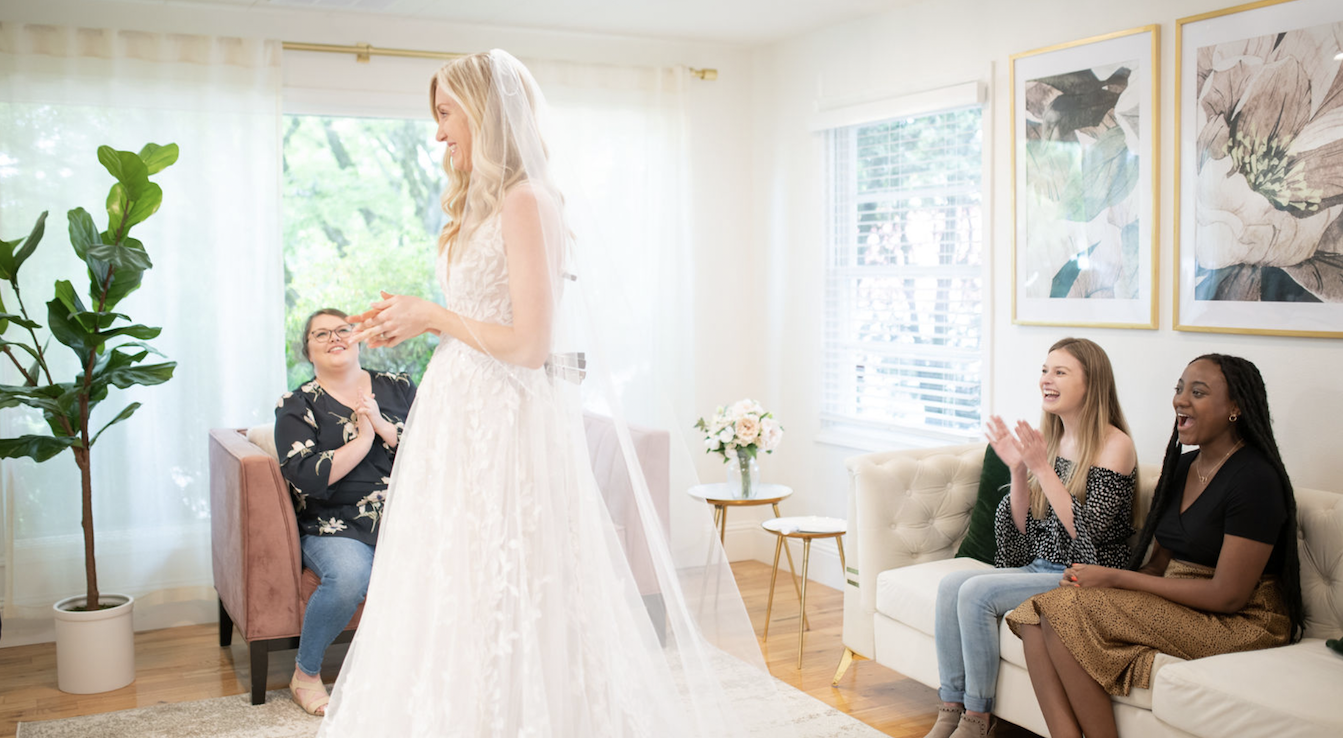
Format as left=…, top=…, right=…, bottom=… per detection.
left=0, top=143, right=179, bottom=611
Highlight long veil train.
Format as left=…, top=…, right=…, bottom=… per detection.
left=314, top=50, right=798, bottom=737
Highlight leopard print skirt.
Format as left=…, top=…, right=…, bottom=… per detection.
left=1005, top=560, right=1291, bottom=695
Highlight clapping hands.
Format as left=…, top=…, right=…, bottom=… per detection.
left=984, top=415, right=1049, bottom=475
left=354, top=391, right=395, bottom=445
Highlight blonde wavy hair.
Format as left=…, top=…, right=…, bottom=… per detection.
left=1029, top=337, right=1134, bottom=520
left=430, top=52, right=550, bottom=261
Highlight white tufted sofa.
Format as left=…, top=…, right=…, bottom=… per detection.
left=836, top=443, right=1343, bottom=738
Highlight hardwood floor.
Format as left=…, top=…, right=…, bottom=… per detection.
left=0, top=561, right=1040, bottom=737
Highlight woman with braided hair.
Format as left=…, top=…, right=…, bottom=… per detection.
left=1006, top=354, right=1305, bottom=738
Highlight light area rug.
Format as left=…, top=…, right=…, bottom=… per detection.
left=17, top=679, right=888, bottom=738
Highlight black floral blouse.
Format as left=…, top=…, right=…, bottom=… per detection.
left=994, top=457, right=1136, bottom=569
left=274, top=370, right=417, bottom=546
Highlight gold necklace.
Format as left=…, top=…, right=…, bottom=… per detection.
left=1196, top=440, right=1243, bottom=486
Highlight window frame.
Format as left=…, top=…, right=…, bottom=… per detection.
left=815, top=88, right=990, bottom=450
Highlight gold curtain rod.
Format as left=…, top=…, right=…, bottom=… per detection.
left=281, top=41, right=718, bottom=80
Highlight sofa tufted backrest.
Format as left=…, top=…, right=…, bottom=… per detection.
left=1296, top=486, right=1343, bottom=639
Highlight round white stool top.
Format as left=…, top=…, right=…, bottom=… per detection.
left=686, top=483, right=793, bottom=504
left=762, top=515, right=846, bottom=537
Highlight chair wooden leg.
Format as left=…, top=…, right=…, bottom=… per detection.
left=249, top=640, right=270, bottom=705
left=217, top=598, right=234, bottom=648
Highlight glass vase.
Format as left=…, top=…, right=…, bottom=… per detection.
left=725, top=449, right=760, bottom=498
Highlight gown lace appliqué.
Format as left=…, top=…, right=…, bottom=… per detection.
left=315, top=216, right=693, bottom=737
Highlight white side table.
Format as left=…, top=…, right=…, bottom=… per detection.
left=686, top=483, right=805, bottom=617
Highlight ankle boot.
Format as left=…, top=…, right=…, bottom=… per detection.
left=948, top=712, right=996, bottom=738
left=922, top=704, right=965, bottom=738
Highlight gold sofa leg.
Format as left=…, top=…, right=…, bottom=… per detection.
left=831, top=647, right=866, bottom=686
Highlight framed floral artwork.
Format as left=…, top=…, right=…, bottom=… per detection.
left=1011, top=25, right=1160, bottom=328
left=1175, top=0, right=1343, bottom=336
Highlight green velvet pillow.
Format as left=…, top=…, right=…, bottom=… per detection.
left=955, top=445, right=1012, bottom=564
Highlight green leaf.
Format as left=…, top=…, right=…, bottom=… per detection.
left=97, top=146, right=150, bottom=194
left=0, top=338, right=41, bottom=366
left=0, top=435, right=78, bottom=462
left=0, top=312, right=41, bottom=331
left=138, top=143, right=179, bottom=175
left=26, top=356, right=41, bottom=387
left=12, top=211, right=47, bottom=274
left=0, top=237, right=17, bottom=282
left=46, top=298, right=96, bottom=358
left=54, top=280, right=88, bottom=316
left=106, top=183, right=129, bottom=237
left=88, top=239, right=153, bottom=270
left=102, top=360, right=176, bottom=389
left=68, top=207, right=101, bottom=260
left=89, top=231, right=145, bottom=310
left=112, top=340, right=166, bottom=359
left=122, top=182, right=163, bottom=230
left=0, top=384, right=64, bottom=413
left=99, top=323, right=161, bottom=341
left=91, top=402, right=141, bottom=446
left=99, top=267, right=143, bottom=312
left=67, top=309, right=129, bottom=333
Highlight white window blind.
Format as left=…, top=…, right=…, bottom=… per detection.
left=823, top=105, right=984, bottom=437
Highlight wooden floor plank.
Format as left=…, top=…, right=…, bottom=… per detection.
left=0, top=561, right=1039, bottom=737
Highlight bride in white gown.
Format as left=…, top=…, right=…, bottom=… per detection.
left=317, top=50, right=791, bottom=737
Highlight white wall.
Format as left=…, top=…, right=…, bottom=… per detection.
left=748, top=0, right=1343, bottom=585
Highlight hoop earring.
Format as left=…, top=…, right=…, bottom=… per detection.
left=1229, top=413, right=1239, bottom=422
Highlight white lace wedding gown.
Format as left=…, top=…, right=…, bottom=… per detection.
left=316, top=216, right=692, bottom=737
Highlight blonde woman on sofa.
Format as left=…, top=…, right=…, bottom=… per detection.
left=1008, top=354, right=1305, bottom=738
left=928, top=337, right=1138, bottom=738
left=274, top=308, right=417, bottom=716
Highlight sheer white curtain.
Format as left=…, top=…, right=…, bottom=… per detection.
left=526, top=60, right=703, bottom=564
left=0, top=24, right=284, bottom=646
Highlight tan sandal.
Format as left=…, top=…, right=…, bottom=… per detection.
left=290, top=671, right=330, bottom=716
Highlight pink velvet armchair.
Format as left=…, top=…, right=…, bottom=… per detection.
left=209, top=413, right=670, bottom=704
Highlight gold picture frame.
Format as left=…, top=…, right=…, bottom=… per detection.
left=1174, top=0, right=1343, bottom=337
left=1010, top=25, right=1160, bottom=329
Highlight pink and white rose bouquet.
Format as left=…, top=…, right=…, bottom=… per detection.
left=694, top=398, right=783, bottom=464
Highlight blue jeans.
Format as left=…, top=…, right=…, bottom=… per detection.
left=933, top=558, right=1066, bottom=713
left=296, top=535, right=375, bottom=676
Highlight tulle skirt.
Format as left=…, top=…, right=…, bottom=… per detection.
left=317, top=342, right=693, bottom=737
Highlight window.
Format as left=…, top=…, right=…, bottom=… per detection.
left=823, top=105, right=984, bottom=439
left=282, top=115, right=445, bottom=387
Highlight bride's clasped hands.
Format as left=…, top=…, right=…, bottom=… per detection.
left=347, top=290, right=445, bottom=349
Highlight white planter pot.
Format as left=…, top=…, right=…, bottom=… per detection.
left=52, top=593, right=136, bottom=694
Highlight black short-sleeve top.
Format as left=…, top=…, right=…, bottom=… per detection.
left=274, top=370, right=417, bottom=546
left=1155, top=445, right=1287, bottom=575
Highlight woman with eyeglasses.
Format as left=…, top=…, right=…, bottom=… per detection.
left=273, top=307, right=417, bottom=716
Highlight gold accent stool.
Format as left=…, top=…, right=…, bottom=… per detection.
left=761, top=515, right=847, bottom=670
